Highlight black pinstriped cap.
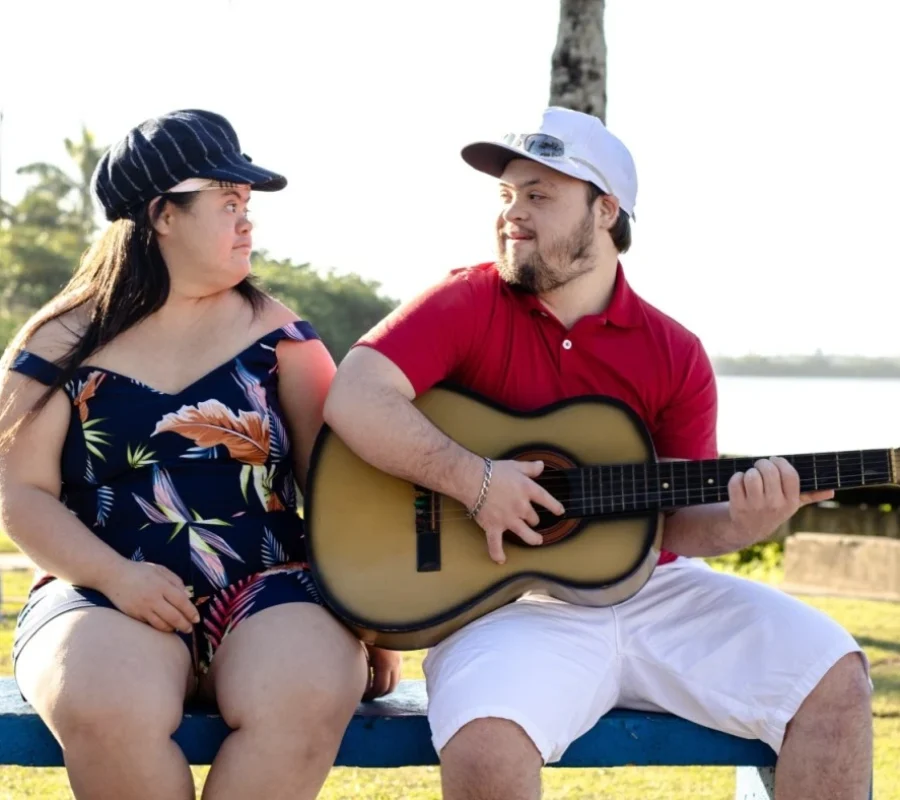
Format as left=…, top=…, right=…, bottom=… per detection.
left=90, top=109, right=287, bottom=221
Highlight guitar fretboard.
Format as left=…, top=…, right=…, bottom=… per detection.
left=557, top=450, right=893, bottom=517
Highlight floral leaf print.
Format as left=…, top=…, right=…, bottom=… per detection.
left=280, top=323, right=309, bottom=342
left=239, top=465, right=251, bottom=502
left=72, top=371, right=106, bottom=423
left=203, top=574, right=268, bottom=654
left=127, top=443, right=158, bottom=469
left=85, top=455, right=96, bottom=485
left=191, top=510, right=230, bottom=526
left=82, top=418, right=113, bottom=461
left=131, top=547, right=145, bottom=562
left=268, top=408, right=289, bottom=462
left=132, top=466, right=232, bottom=535
left=96, top=487, right=114, bottom=527
left=190, top=526, right=244, bottom=590
left=261, top=527, right=287, bottom=568
left=132, top=466, right=240, bottom=591
left=251, top=464, right=285, bottom=512
left=281, top=474, right=297, bottom=510
left=152, top=399, right=270, bottom=465
left=133, top=491, right=176, bottom=526
left=295, top=568, right=321, bottom=603
left=182, top=445, right=219, bottom=460
left=231, top=359, right=267, bottom=416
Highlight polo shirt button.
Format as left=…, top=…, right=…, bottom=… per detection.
left=562, top=339, right=573, bottom=350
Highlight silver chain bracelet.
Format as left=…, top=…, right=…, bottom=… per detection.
left=466, top=457, right=493, bottom=519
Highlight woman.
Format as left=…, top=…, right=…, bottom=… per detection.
left=0, top=109, right=401, bottom=800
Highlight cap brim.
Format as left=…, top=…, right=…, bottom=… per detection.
left=461, top=142, right=534, bottom=179
left=203, top=159, right=287, bottom=192
left=461, top=141, right=606, bottom=195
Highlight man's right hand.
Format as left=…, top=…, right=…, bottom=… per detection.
left=472, top=459, right=565, bottom=564
left=98, top=560, right=200, bottom=634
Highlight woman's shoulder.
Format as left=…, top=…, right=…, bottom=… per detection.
left=253, top=294, right=304, bottom=331
left=249, top=295, right=323, bottom=345
left=17, top=306, right=91, bottom=363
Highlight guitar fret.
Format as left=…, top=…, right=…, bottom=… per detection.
left=618, top=464, right=625, bottom=511
left=598, top=466, right=605, bottom=514
left=569, top=448, right=893, bottom=520
left=631, top=464, right=637, bottom=512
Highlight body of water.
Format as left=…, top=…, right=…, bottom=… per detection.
left=716, top=376, right=900, bottom=457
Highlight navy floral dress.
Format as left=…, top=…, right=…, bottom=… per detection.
left=11, top=321, right=323, bottom=677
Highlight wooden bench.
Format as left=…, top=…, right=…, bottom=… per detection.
left=0, top=678, right=871, bottom=799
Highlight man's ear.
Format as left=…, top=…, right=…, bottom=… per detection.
left=594, top=193, right=621, bottom=230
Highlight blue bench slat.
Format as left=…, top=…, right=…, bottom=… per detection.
left=0, top=678, right=776, bottom=769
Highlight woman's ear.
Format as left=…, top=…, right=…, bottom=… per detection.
left=149, top=197, right=172, bottom=236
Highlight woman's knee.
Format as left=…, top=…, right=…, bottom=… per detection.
left=50, top=677, right=185, bottom=746
left=16, top=610, right=190, bottom=744
left=213, top=607, right=368, bottom=733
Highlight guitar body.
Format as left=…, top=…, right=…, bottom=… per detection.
left=306, top=385, right=662, bottom=651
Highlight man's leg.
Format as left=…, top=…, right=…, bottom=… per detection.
left=423, top=597, right=621, bottom=800
left=613, top=559, right=872, bottom=800
left=776, top=652, right=872, bottom=798
left=441, top=719, right=543, bottom=800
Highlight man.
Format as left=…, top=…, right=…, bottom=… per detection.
left=323, top=107, right=872, bottom=800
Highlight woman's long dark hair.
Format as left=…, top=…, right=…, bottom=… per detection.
left=0, top=192, right=266, bottom=449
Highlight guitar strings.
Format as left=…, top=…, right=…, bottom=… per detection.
left=412, top=468, right=887, bottom=524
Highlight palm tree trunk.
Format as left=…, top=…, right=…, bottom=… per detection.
left=550, top=0, right=607, bottom=122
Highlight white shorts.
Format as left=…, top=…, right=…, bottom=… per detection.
left=423, top=557, right=868, bottom=764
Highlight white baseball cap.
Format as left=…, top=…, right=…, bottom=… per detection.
left=461, top=106, right=638, bottom=218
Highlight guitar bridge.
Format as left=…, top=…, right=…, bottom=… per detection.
left=414, top=485, right=441, bottom=572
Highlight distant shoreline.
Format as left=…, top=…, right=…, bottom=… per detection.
left=712, top=356, right=900, bottom=379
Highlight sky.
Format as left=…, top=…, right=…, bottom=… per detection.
left=1, top=0, right=898, bottom=357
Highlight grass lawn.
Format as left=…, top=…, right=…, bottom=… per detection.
left=0, top=533, right=18, bottom=555
left=0, top=557, right=897, bottom=799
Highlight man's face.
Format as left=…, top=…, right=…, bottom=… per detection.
left=495, top=159, right=597, bottom=294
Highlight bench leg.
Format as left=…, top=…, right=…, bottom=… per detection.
left=735, top=767, right=775, bottom=799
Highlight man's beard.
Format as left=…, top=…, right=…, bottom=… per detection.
left=496, top=211, right=595, bottom=294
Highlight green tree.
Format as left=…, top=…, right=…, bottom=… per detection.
left=15, top=125, right=104, bottom=238
left=252, top=252, right=398, bottom=362
left=0, top=126, right=105, bottom=332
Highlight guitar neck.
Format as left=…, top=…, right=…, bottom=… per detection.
left=555, top=449, right=896, bottom=517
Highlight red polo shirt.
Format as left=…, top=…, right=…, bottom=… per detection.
left=356, top=261, right=718, bottom=565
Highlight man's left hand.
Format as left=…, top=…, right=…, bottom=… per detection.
left=727, top=456, right=834, bottom=548
left=363, top=645, right=403, bottom=701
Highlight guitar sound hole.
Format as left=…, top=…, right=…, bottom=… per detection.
left=504, top=446, right=580, bottom=546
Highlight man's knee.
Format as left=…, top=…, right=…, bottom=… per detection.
left=800, top=652, right=872, bottom=722
left=441, top=717, right=543, bottom=772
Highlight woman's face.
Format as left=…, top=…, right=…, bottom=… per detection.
left=154, top=185, right=254, bottom=297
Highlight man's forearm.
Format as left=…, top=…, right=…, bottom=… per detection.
left=323, top=381, right=483, bottom=509
left=661, top=502, right=754, bottom=557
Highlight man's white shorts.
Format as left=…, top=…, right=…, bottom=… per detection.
left=423, top=557, right=868, bottom=764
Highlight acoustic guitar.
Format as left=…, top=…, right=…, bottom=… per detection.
left=305, top=384, right=897, bottom=650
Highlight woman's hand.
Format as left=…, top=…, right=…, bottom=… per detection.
left=98, top=560, right=199, bottom=634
